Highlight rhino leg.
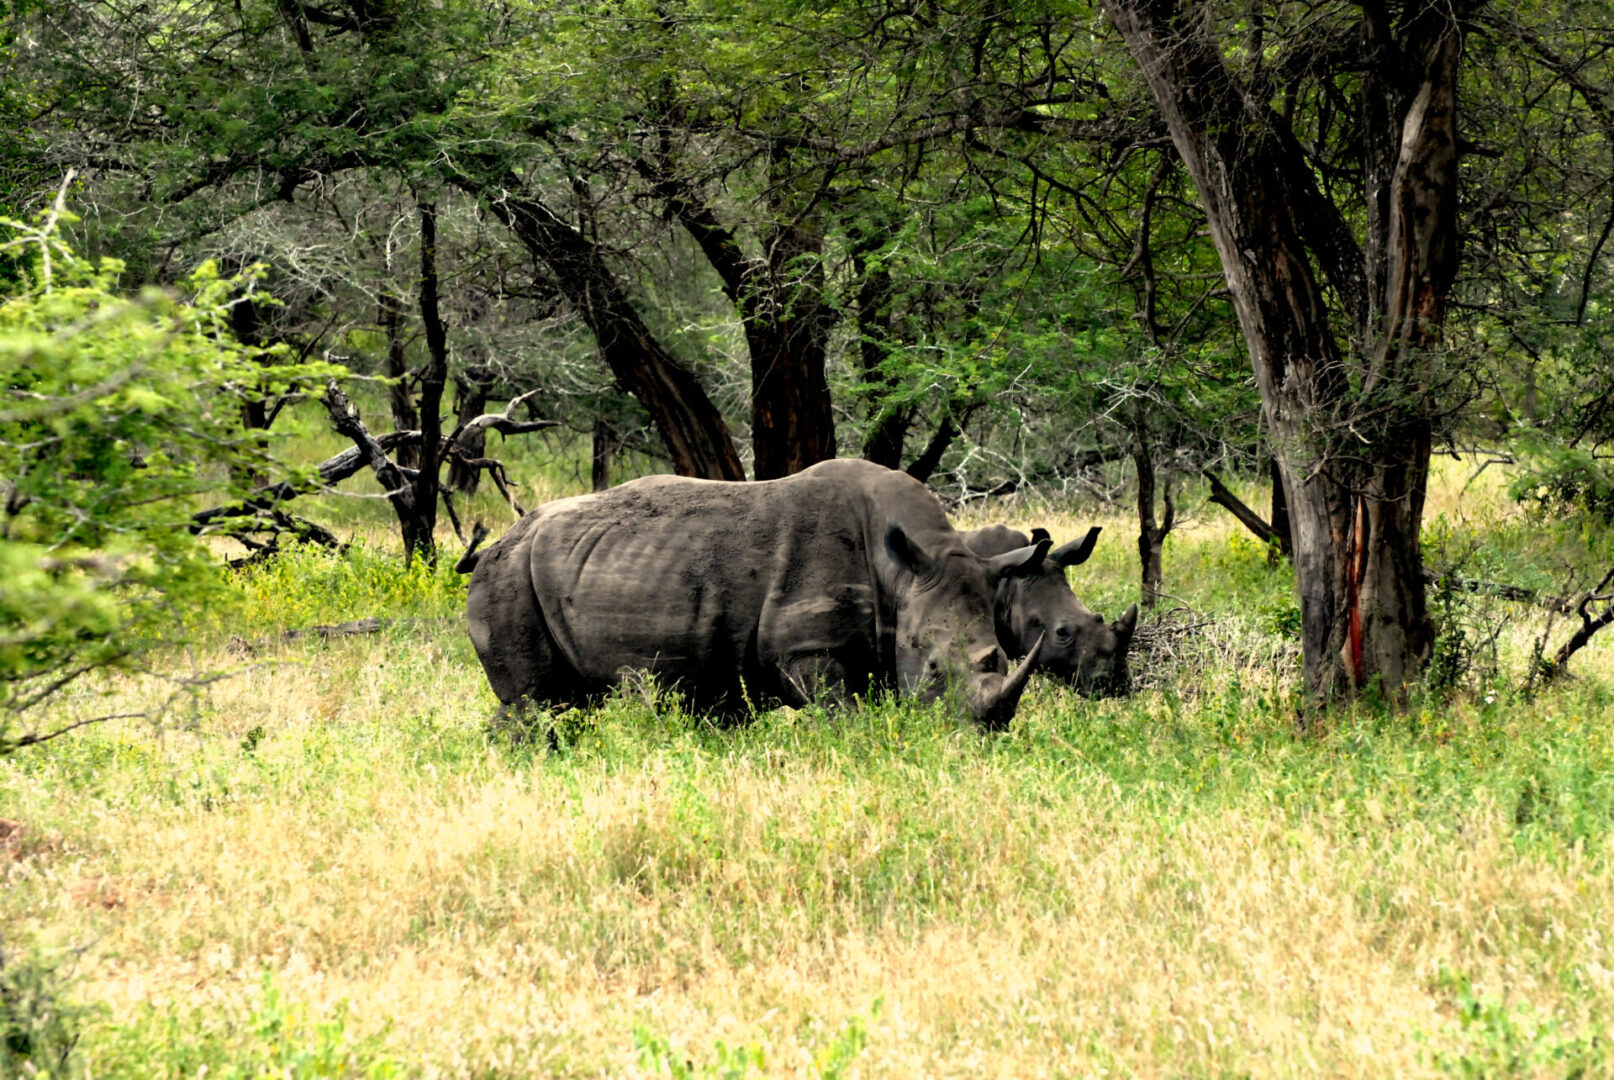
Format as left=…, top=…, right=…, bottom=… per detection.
left=466, top=557, right=580, bottom=741
left=777, top=653, right=857, bottom=709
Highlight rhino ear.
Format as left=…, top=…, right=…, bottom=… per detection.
left=885, top=523, right=935, bottom=576
left=1030, top=527, right=1052, bottom=545
left=984, top=538, right=1052, bottom=582
left=1051, top=526, right=1102, bottom=567
left=1113, top=602, right=1139, bottom=639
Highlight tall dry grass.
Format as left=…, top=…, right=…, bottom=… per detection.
left=4, top=457, right=1614, bottom=1077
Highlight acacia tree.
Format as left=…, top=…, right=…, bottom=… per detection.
left=1098, top=0, right=1482, bottom=702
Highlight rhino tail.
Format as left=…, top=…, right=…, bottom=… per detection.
left=455, top=521, right=491, bottom=576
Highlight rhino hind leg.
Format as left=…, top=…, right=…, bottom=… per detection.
left=466, top=563, right=581, bottom=732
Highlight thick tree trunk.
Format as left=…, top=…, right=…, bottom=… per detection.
left=379, top=291, right=419, bottom=469
left=643, top=152, right=835, bottom=479
left=747, top=188, right=837, bottom=479
left=1101, top=0, right=1462, bottom=703
left=460, top=175, right=745, bottom=481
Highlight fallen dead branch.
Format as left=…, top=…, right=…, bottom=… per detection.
left=225, top=617, right=394, bottom=659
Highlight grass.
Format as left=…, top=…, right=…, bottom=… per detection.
left=4, top=451, right=1614, bottom=1077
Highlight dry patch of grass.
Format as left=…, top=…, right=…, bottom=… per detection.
left=6, top=460, right=1614, bottom=1076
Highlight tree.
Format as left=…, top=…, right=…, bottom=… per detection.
left=1098, top=0, right=1482, bottom=703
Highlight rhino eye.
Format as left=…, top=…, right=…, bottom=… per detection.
left=1053, top=624, right=1075, bottom=644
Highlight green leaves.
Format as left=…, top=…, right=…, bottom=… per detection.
left=0, top=211, right=342, bottom=750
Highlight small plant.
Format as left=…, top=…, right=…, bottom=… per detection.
left=240, top=725, right=267, bottom=754
left=1427, top=967, right=1605, bottom=1077
left=90, top=970, right=400, bottom=1079
left=0, top=941, right=88, bottom=1077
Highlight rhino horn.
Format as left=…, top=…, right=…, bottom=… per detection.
left=983, top=539, right=1051, bottom=581
left=973, top=631, right=1044, bottom=729
left=1050, top=526, right=1102, bottom=567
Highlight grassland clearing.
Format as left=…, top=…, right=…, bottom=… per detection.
left=4, top=452, right=1614, bottom=1077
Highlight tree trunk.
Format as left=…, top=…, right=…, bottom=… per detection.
left=379, top=291, right=419, bottom=469
left=747, top=185, right=837, bottom=479
left=1132, top=421, right=1175, bottom=610
left=642, top=150, right=835, bottom=480
left=228, top=294, right=273, bottom=487
left=449, top=364, right=495, bottom=494
left=905, top=412, right=958, bottom=484
left=406, top=201, right=448, bottom=566
left=1102, top=0, right=1462, bottom=703
left=853, top=251, right=911, bottom=469
left=591, top=416, right=615, bottom=492
left=460, top=175, right=745, bottom=481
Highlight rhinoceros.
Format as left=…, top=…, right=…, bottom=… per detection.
left=960, top=524, right=1138, bottom=696
left=464, top=459, right=1051, bottom=729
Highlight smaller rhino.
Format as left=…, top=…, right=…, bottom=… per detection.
left=960, top=524, right=1138, bottom=697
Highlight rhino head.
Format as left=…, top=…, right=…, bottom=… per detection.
left=963, top=524, right=1138, bottom=698
left=883, top=523, right=1050, bottom=730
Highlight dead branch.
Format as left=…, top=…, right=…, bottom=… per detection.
left=279, top=616, right=391, bottom=642
left=1203, top=469, right=1288, bottom=553
left=1535, top=566, right=1614, bottom=684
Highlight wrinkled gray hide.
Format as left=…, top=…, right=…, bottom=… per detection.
left=466, top=459, right=1050, bottom=730
left=960, top=524, right=1138, bottom=696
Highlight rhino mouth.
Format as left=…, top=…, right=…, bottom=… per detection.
left=970, top=631, right=1045, bottom=730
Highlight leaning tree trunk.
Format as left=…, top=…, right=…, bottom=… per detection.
left=1102, top=0, right=1464, bottom=704
left=461, top=174, right=745, bottom=481
left=1268, top=456, right=1293, bottom=563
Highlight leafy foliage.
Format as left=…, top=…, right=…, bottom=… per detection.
left=0, top=205, right=339, bottom=753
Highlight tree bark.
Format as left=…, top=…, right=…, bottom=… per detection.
left=1101, top=0, right=1464, bottom=703
left=458, top=174, right=745, bottom=481
left=1133, top=421, right=1175, bottom=610
left=408, top=201, right=449, bottom=566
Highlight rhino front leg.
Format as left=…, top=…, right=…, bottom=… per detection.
left=777, top=653, right=856, bottom=709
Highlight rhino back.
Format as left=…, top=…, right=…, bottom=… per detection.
left=523, top=464, right=905, bottom=703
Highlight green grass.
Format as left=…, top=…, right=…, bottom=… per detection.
left=4, top=456, right=1614, bottom=1077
